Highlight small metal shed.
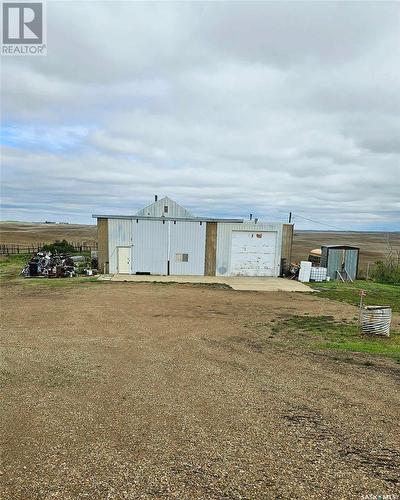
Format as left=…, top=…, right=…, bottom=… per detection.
left=320, top=245, right=359, bottom=281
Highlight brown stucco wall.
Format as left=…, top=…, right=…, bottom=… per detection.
left=204, top=222, right=217, bottom=276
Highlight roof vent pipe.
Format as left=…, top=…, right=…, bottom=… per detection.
left=154, top=195, right=158, bottom=202
left=255, top=218, right=258, bottom=224
left=249, top=213, right=253, bottom=221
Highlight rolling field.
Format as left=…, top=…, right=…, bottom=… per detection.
left=293, top=231, right=400, bottom=270
left=0, top=221, right=97, bottom=246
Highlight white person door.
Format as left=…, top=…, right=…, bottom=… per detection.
left=117, top=247, right=131, bottom=274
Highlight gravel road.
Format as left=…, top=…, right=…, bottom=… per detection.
left=1, top=283, right=399, bottom=499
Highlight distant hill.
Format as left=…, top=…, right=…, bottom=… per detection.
left=0, top=221, right=97, bottom=246
left=1, top=221, right=398, bottom=271
left=292, top=230, right=400, bottom=270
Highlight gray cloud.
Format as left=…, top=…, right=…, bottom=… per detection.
left=1, top=1, right=400, bottom=230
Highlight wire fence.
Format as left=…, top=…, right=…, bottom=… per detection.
left=0, top=242, right=98, bottom=255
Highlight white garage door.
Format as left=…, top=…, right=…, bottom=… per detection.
left=230, top=231, right=276, bottom=276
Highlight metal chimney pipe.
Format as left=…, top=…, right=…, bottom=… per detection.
left=249, top=213, right=253, bottom=220
left=155, top=195, right=158, bottom=202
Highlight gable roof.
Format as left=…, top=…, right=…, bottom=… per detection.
left=135, top=196, right=194, bottom=218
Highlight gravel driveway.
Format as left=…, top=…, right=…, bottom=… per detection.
left=1, top=283, right=399, bottom=499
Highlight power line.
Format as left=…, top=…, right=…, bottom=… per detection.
left=292, top=213, right=349, bottom=232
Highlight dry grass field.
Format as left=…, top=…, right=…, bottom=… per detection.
left=1, top=279, right=399, bottom=499
left=292, top=231, right=400, bottom=270
left=0, top=221, right=97, bottom=246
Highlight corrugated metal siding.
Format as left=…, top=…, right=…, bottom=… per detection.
left=136, top=197, right=193, bottom=218
left=132, top=220, right=168, bottom=274
left=216, top=222, right=283, bottom=277
left=169, top=221, right=206, bottom=275
left=107, top=217, right=286, bottom=277
left=345, top=249, right=359, bottom=280
left=326, top=248, right=343, bottom=279
left=108, top=219, right=133, bottom=274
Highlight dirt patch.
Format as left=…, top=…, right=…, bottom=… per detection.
left=1, top=282, right=399, bottom=498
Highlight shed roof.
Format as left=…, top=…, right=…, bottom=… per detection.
left=321, top=245, right=360, bottom=250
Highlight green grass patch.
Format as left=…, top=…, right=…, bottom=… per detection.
left=0, top=254, right=30, bottom=281
left=272, top=314, right=400, bottom=361
left=308, top=280, right=400, bottom=313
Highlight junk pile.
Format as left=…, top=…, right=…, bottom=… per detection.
left=20, top=246, right=100, bottom=278
left=21, top=251, right=99, bottom=278
left=21, top=251, right=77, bottom=278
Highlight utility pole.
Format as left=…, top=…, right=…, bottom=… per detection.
left=288, top=212, right=292, bottom=223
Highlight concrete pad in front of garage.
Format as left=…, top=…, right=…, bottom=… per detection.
left=110, top=274, right=311, bottom=292
left=223, top=277, right=312, bottom=292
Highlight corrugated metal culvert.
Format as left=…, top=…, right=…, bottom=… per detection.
left=361, top=306, right=392, bottom=337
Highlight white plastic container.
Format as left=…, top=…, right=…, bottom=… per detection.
left=298, top=261, right=312, bottom=282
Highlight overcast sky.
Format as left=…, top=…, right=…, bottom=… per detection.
left=1, top=1, right=400, bottom=230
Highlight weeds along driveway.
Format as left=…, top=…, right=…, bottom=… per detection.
left=1, top=282, right=399, bottom=499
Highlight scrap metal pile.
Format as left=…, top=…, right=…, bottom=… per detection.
left=21, top=251, right=77, bottom=278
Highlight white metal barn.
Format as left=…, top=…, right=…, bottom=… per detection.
left=94, top=197, right=293, bottom=277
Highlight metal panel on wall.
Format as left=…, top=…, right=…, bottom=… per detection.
left=132, top=219, right=168, bottom=275
left=169, top=221, right=206, bottom=275
left=108, top=219, right=133, bottom=274
left=345, top=249, right=359, bottom=280
left=326, top=248, right=343, bottom=279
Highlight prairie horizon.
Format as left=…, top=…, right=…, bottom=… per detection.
left=1, top=221, right=399, bottom=271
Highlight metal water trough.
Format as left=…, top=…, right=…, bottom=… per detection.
left=361, top=306, right=392, bottom=337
